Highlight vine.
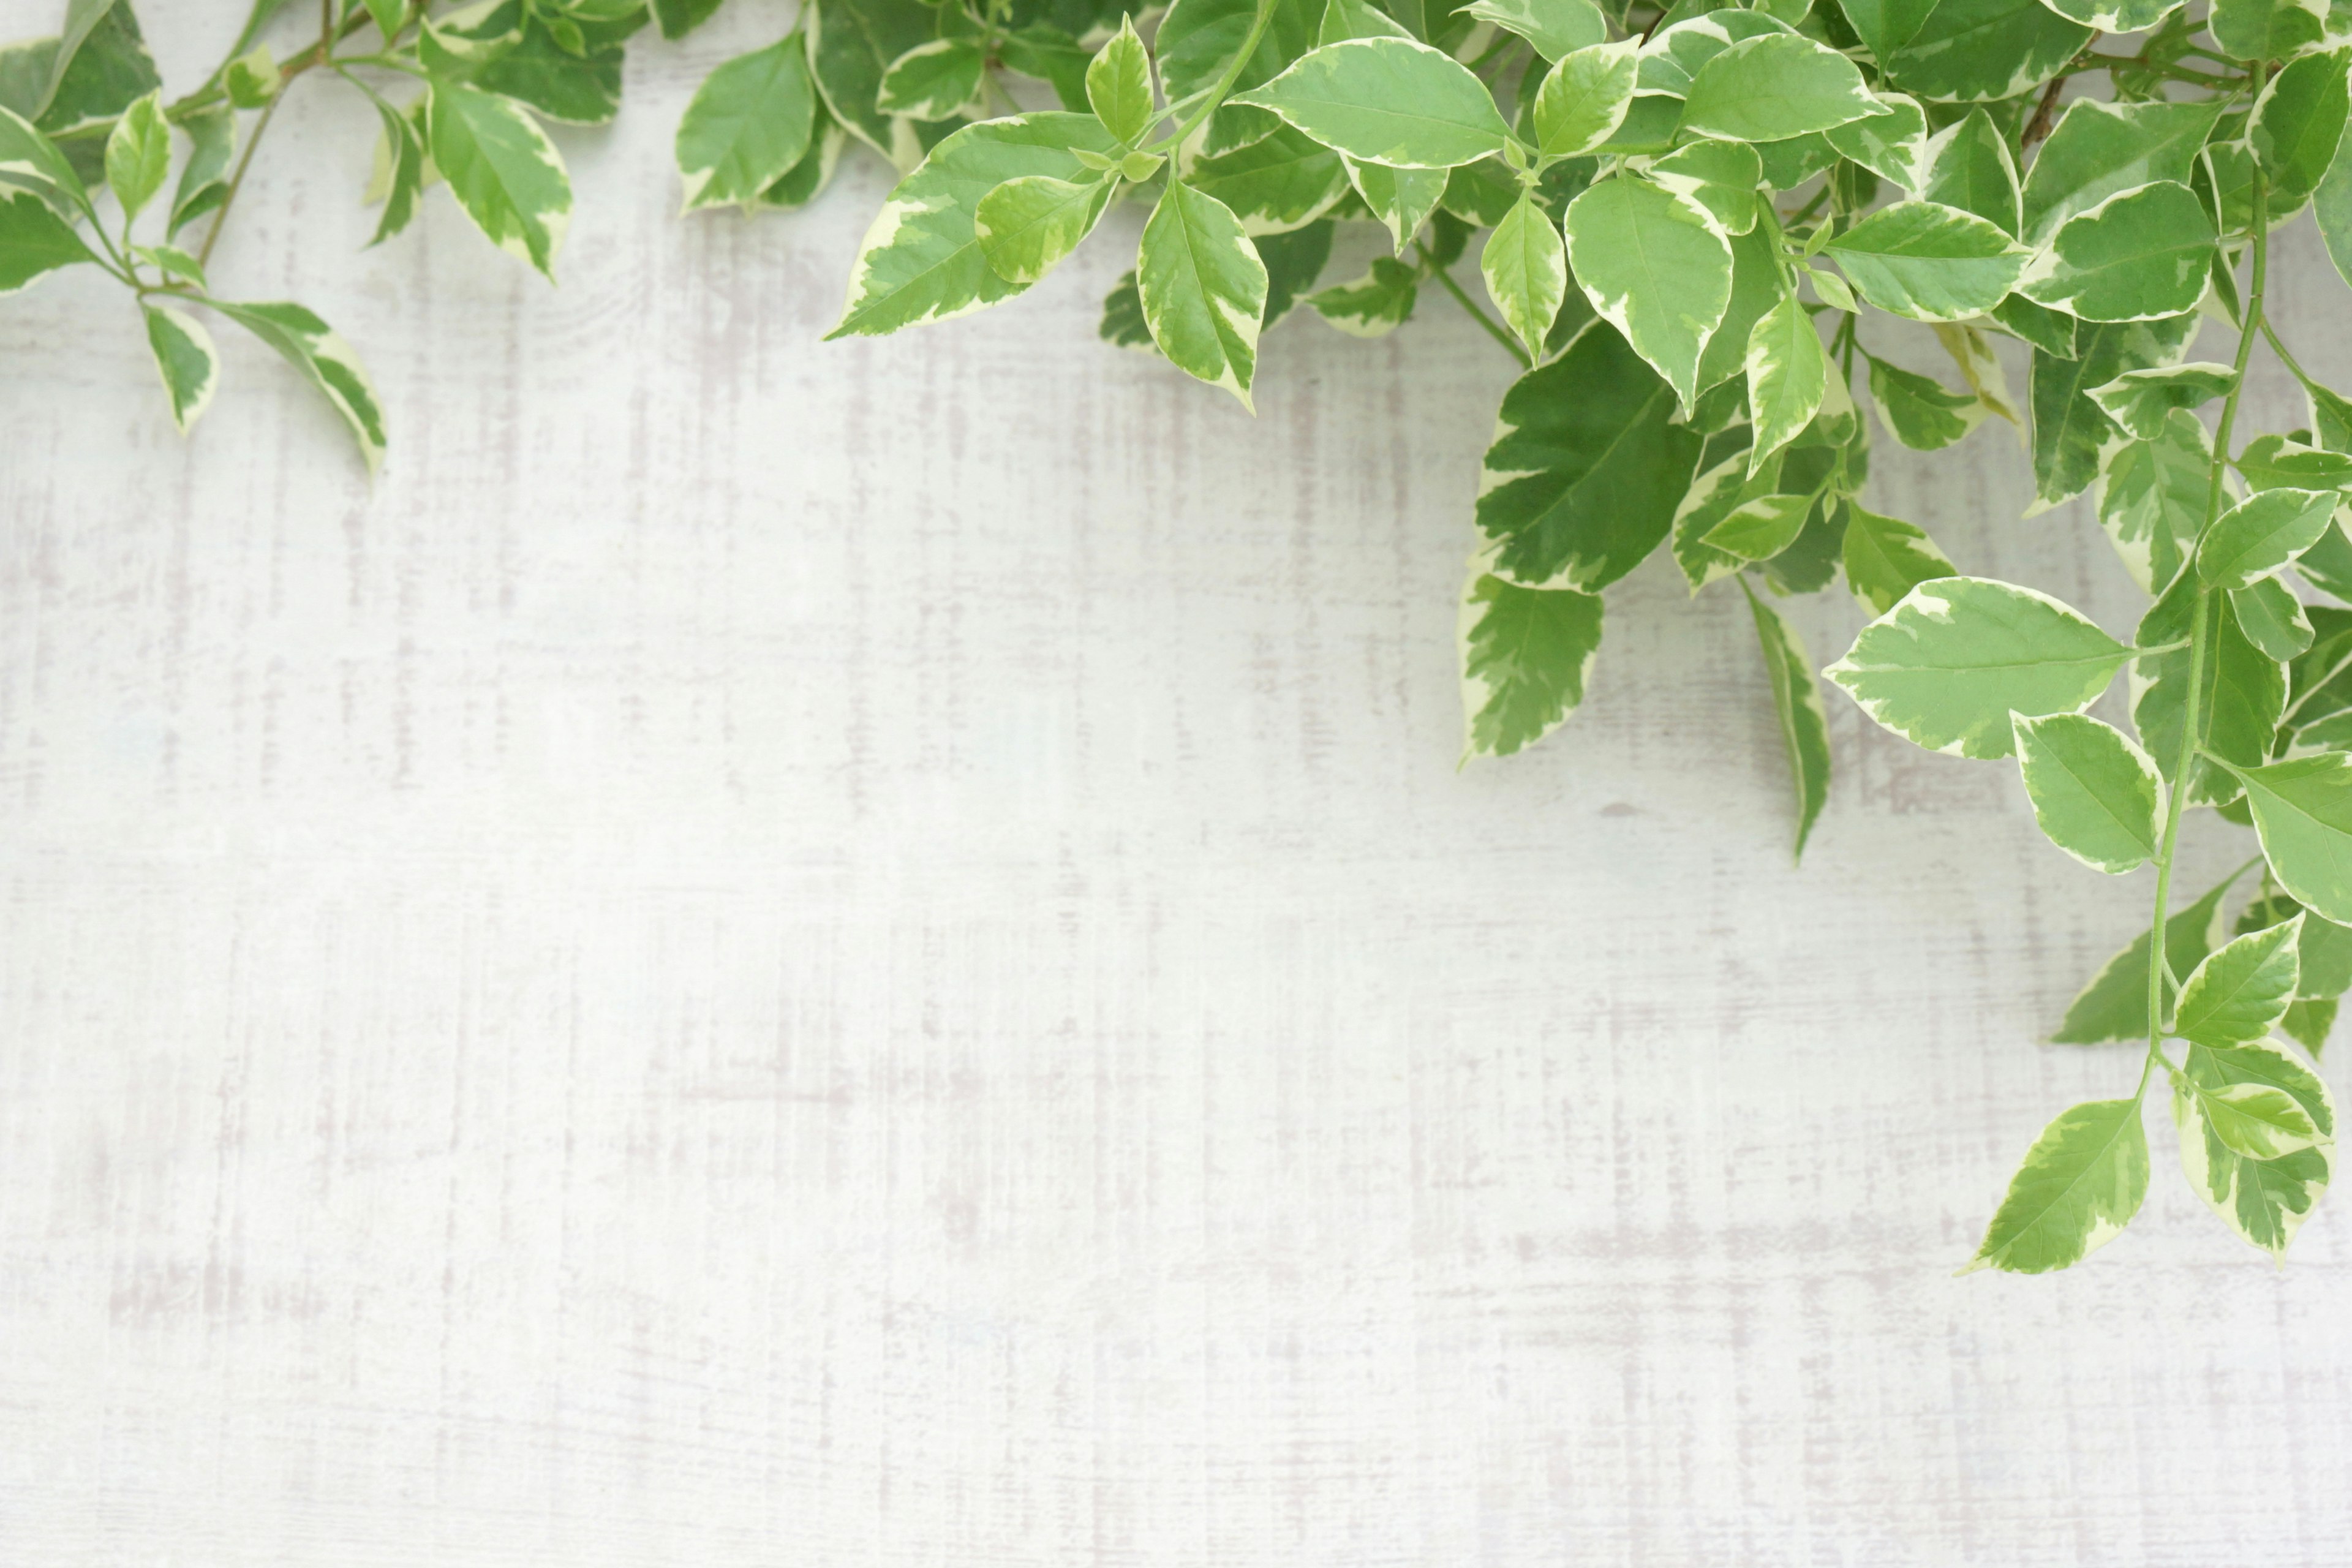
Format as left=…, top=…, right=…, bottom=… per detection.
left=7, top=0, right=2352, bottom=1270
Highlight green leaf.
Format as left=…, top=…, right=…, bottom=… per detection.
left=1740, top=577, right=1832, bottom=859
left=101, top=85, right=164, bottom=221
left=139, top=300, right=217, bottom=435
left=0, top=102, right=94, bottom=220
left=1139, top=179, right=1268, bottom=408
left=1842, top=503, right=1954, bottom=616
left=2134, top=564, right=2286, bottom=807
left=1563, top=176, right=1732, bottom=410
left=1529, top=40, right=1637, bottom=159
left=2176, top=918, right=2302, bottom=1047
left=1476, top=322, right=1701, bottom=589
left=1647, top=139, right=1760, bottom=236
left=1234, top=39, right=1511, bottom=168
left=834, top=113, right=1123, bottom=337
left=1458, top=0, right=1607, bottom=59
left=1319, top=0, right=1416, bottom=44
left=1480, top=189, right=1566, bottom=360
left=2253, top=47, right=2350, bottom=213
left=1678, top=33, right=1883, bottom=143
left=2232, top=576, right=2316, bottom=662
left=2018, top=99, right=2219, bottom=244
left=1188, top=126, right=1352, bottom=235
left=34, top=0, right=159, bottom=136
left=1826, top=91, right=1928, bottom=194
left=1635, top=11, right=1792, bottom=97
left=1256, top=219, right=1335, bottom=327
left=2174, top=1037, right=2335, bottom=1256
left=1345, top=156, right=1449, bottom=251
left=974, top=173, right=1111, bottom=285
left=1694, top=222, right=1783, bottom=396
left=676, top=38, right=819, bottom=213
left=1086, top=17, right=1153, bottom=146
left=2236, top=433, right=2352, bottom=492
left=2241, top=892, right=2352, bottom=998
left=165, top=102, right=234, bottom=238
left=1307, top=253, right=1418, bottom=334
left=361, top=0, right=408, bottom=41
left=2186, top=1079, right=2322, bottom=1160
left=998, top=25, right=1093, bottom=113
left=1966, top=1098, right=2147, bottom=1274
left=1460, top=568, right=1604, bottom=756
left=2010, top=711, right=2160, bottom=874
left=1826, top=576, right=2131, bottom=760
left=653, top=0, right=726, bottom=40
left=1157, top=0, right=1321, bottom=158
left=418, top=0, right=526, bottom=76
left=360, top=91, right=425, bottom=245
left=2097, top=407, right=2211, bottom=592
left=2316, top=107, right=2352, bottom=295
left=1866, top=353, right=1981, bottom=451
left=1822, top=201, right=2027, bottom=323
left=1839, top=0, right=2087, bottom=105
left=209, top=299, right=387, bottom=475
left=476, top=18, right=627, bottom=127
left=2018, top=181, right=2215, bottom=325
left=2088, top=361, right=2234, bottom=440
left=807, top=0, right=937, bottom=166
left=1934, top=320, right=2020, bottom=424
left=132, top=239, right=202, bottom=289
left=2028, top=314, right=2200, bottom=509
left=2054, top=868, right=2241, bottom=1042
left=2035, top=0, right=2183, bottom=29
left=1703, top=492, right=1811, bottom=560
left=2207, top=0, right=2325, bottom=64
left=2198, top=488, right=2339, bottom=591
left=426, top=82, right=570, bottom=279
left=1922, top=107, right=2020, bottom=236
left=876, top=39, right=983, bottom=121
left=0, top=186, right=94, bottom=294
left=2282, top=996, right=2337, bottom=1054
left=2223, top=753, right=2352, bottom=925
left=1746, top=293, right=1826, bottom=473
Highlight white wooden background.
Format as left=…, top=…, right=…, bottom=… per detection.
left=4, top=6, right=2350, bottom=1562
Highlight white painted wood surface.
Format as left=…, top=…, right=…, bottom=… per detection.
left=4, top=7, right=2350, bottom=1562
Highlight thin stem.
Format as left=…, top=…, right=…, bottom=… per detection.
left=1147, top=0, right=1280, bottom=153
left=1416, top=239, right=1531, bottom=369
left=196, top=83, right=287, bottom=267
left=2021, top=73, right=2069, bottom=151
left=2141, top=61, right=2270, bottom=1096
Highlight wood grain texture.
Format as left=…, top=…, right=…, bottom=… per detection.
left=1, top=7, right=2347, bottom=1562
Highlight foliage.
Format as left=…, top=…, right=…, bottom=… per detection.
left=9, top=0, right=2352, bottom=1269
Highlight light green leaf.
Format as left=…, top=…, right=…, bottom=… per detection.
left=1741, top=576, right=1832, bottom=859
left=833, top=113, right=1123, bottom=337
left=1842, top=503, right=1955, bottom=617
left=1319, top=0, right=1415, bottom=44
left=475, top=19, right=625, bottom=127
left=1635, top=11, right=1791, bottom=99
left=2198, top=488, right=2339, bottom=590
left=1673, top=448, right=1771, bottom=592
left=2010, top=711, right=2160, bottom=873
left=358, top=90, right=426, bottom=245
left=1460, top=0, right=1607, bottom=60
left=1157, top=0, right=1321, bottom=158
left=2233, top=576, right=2317, bottom=662
left=164, top=102, right=233, bottom=238
left=1460, top=567, right=1604, bottom=756
left=1477, top=322, right=1702, bottom=589
left=1231, top=39, right=1512, bottom=168
left=1308, top=253, right=1418, bottom=334
left=974, top=173, right=1110, bottom=285
left=1867, top=354, right=1982, bottom=451
left=2097, top=407, right=2211, bottom=592
left=807, top=0, right=938, bottom=166
left=2207, top=0, right=2326, bottom=64
left=33, top=0, right=160, bottom=136
left=1481, top=189, right=1566, bottom=360
left=2018, top=99, right=2220, bottom=244
left=1678, top=33, right=1884, bottom=143
left=676, top=37, right=818, bottom=214
left=2035, top=0, right=2183, bottom=31
left=2029, top=314, right=2201, bottom=509
left=132, top=240, right=203, bottom=290
left=1563, top=176, right=1732, bottom=410
left=2054, top=868, right=2241, bottom=1042
left=2240, top=891, right=2352, bottom=998
left=2175, top=1037, right=2335, bottom=1256
left=1087, top=18, right=1154, bottom=146
left=0, top=186, right=94, bottom=294
left=1966, top=1098, right=2147, bottom=1274
left=1139, top=179, right=1268, bottom=409
left=102, top=85, right=164, bottom=221
left=1841, top=0, right=2087, bottom=104
left=1188, top=126, right=1351, bottom=235
left=876, top=39, right=983, bottom=121
left=2236, top=433, right=2352, bottom=492
left=2187, top=1080, right=2322, bottom=1160
left=362, top=0, right=407, bottom=41
left=2018, top=181, right=2215, bottom=325
left=210, top=299, right=387, bottom=475
left=1529, top=40, right=1638, bottom=160
left=426, top=82, right=570, bottom=279
left=1647, top=138, right=1760, bottom=235
left=140, top=300, right=217, bottom=435
left=1922, top=107, right=2021, bottom=235
left=1826, top=576, right=2131, bottom=760
left=1826, top=91, right=1928, bottom=194
left=1345, top=157, right=1448, bottom=251
left=1703, top=492, right=1811, bottom=560
left=0, top=102, right=94, bottom=220
left=1822, top=201, right=2028, bottom=323
left=2223, top=753, right=2352, bottom=925
left=2253, top=47, right=2350, bottom=213
left=2176, top=918, right=2302, bottom=1047
left=2089, top=361, right=2235, bottom=440
left=1745, top=292, right=1825, bottom=473
left=2316, top=108, right=2352, bottom=295
left=1933, top=320, right=2019, bottom=423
